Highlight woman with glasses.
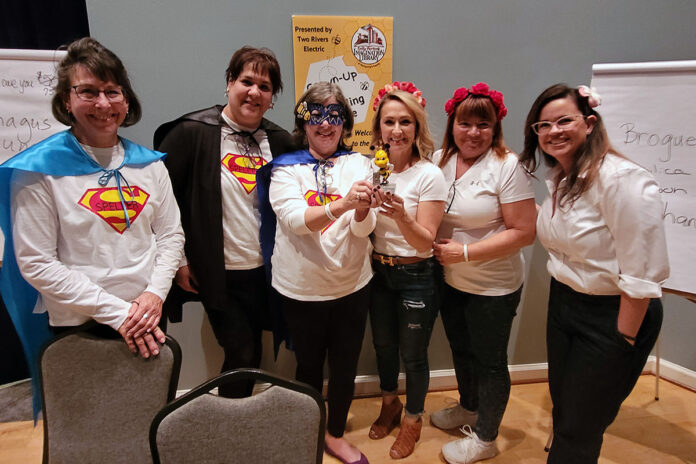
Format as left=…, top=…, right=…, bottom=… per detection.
left=259, top=82, right=376, bottom=464
left=519, top=84, right=668, bottom=464
left=0, top=38, right=184, bottom=367
left=154, top=47, right=294, bottom=398
left=367, top=82, right=446, bottom=460
left=431, top=83, right=536, bottom=464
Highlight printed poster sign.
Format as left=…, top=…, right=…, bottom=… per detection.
left=292, top=15, right=393, bottom=153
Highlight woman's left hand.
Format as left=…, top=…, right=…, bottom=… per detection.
left=379, top=192, right=411, bottom=223
left=124, top=291, right=164, bottom=340
left=433, top=238, right=466, bottom=265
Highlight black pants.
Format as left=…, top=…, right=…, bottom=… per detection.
left=546, top=278, right=662, bottom=464
left=204, top=267, right=269, bottom=398
left=281, top=284, right=370, bottom=438
left=441, top=284, right=521, bottom=441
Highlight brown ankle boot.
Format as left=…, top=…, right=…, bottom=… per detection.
left=369, top=397, right=403, bottom=440
left=389, top=416, right=422, bottom=459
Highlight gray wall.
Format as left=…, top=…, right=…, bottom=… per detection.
left=85, top=0, right=696, bottom=389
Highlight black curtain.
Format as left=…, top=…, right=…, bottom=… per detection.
left=0, top=0, right=89, bottom=384
left=0, top=0, right=89, bottom=49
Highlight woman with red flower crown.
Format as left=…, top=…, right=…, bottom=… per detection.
left=367, top=81, right=447, bottom=460
left=431, top=83, right=537, bottom=464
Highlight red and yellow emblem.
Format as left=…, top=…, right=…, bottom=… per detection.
left=78, top=186, right=150, bottom=234
left=305, top=190, right=342, bottom=233
left=221, top=153, right=268, bottom=194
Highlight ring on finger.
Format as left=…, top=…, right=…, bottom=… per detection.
left=142, top=313, right=149, bottom=320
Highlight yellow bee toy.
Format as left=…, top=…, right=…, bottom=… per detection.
left=371, top=143, right=393, bottom=186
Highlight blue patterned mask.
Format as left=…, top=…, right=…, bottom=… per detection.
left=297, top=102, right=346, bottom=125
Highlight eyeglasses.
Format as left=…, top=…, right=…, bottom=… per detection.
left=71, top=85, right=125, bottom=103
left=445, top=181, right=457, bottom=214
left=530, top=114, right=585, bottom=135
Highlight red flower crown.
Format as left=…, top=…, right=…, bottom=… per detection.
left=444, top=82, right=507, bottom=121
left=372, top=81, right=427, bottom=112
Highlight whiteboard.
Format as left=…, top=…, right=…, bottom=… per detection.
left=0, top=49, right=68, bottom=260
left=591, top=60, right=696, bottom=295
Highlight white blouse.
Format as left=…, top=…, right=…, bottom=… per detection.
left=536, top=153, right=669, bottom=298
left=434, top=149, right=535, bottom=295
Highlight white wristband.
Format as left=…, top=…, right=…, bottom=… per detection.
left=463, top=243, right=469, bottom=262
left=325, top=202, right=338, bottom=221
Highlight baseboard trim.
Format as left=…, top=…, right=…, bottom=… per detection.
left=175, top=357, right=696, bottom=398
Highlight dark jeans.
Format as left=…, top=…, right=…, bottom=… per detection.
left=204, top=267, right=269, bottom=398
left=370, top=258, right=439, bottom=416
left=546, top=278, right=662, bottom=464
left=281, top=284, right=370, bottom=438
left=441, top=284, right=521, bottom=441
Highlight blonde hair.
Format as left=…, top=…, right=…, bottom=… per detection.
left=371, top=90, right=434, bottom=160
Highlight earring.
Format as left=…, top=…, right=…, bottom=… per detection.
left=269, top=102, right=275, bottom=109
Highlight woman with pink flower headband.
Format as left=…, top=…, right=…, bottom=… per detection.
left=520, top=84, right=668, bottom=464
left=367, top=81, right=447, bottom=460
left=431, top=82, right=537, bottom=464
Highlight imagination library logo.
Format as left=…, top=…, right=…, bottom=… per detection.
left=351, top=24, right=386, bottom=66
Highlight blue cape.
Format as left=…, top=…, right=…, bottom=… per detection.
left=0, top=130, right=165, bottom=418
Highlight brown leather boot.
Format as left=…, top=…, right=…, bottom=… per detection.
left=369, top=396, right=403, bottom=440
left=389, top=415, right=422, bottom=459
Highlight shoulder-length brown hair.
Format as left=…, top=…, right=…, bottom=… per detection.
left=519, top=83, right=622, bottom=208
left=371, top=90, right=434, bottom=160
left=225, top=46, right=283, bottom=96
left=439, top=95, right=508, bottom=168
left=292, top=82, right=354, bottom=152
left=52, top=37, right=141, bottom=127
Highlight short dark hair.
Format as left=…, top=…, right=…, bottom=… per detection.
left=225, top=46, right=283, bottom=96
left=292, top=82, right=354, bottom=151
left=52, top=37, right=142, bottom=127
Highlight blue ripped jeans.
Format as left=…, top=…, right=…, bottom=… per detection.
left=369, top=258, right=439, bottom=416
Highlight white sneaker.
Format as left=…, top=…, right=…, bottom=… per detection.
left=442, top=425, right=498, bottom=464
left=430, top=401, right=478, bottom=430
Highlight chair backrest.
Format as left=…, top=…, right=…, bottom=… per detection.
left=39, top=329, right=181, bottom=464
left=150, top=368, right=326, bottom=464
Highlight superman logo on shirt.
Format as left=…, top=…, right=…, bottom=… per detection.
left=221, top=153, right=268, bottom=194
left=78, top=186, right=150, bottom=234
left=305, top=190, right=342, bottom=234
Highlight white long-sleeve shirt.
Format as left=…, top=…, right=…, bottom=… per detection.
left=11, top=143, right=184, bottom=330
left=537, top=153, right=669, bottom=298
left=269, top=152, right=376, bottom=301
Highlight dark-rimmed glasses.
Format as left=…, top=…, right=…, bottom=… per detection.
left=71, top=85, right=125, bottom=103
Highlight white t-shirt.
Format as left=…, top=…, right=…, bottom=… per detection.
left=433, top=149, right=535, bottom=295
left=269, top=152, right=376, bottom=301
left=219, top=112, right=272, bottom=270
left=11, top=143, right=184, bottom=330
left=537, top=153, right=669, bottom=298
left=371, top=159, right=447, bottom=258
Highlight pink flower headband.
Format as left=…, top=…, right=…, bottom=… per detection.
left=578, top=85, right=602, bottom=108
left=444, top=82, right=507, bottom=121
left=372, top=81, right=426, bottom=111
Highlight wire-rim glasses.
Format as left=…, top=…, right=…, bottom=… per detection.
left=71, top=85, right=125, bottom=103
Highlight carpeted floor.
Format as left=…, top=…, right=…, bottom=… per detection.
left=0, top=380, right=35, bottom=422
